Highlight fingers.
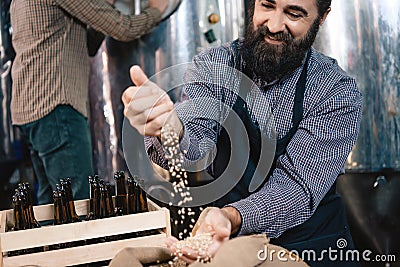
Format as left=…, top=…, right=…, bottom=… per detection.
left=195, top=208, right=231, bottom=238
left=130, top=65, right=149, bottom=87
left=212, top=220, right=231, bottom=240
left=123, top=86, right=171, bottom=111
left=166, top=237, right=196, bottom=263
left=123, top=87, right=163, bottom=119
left=145, top=101, right=174, bottom=122
left=195, top=223, right=215, bottom=236
left=124, top=100, right=171, bottom=126
left=166, top=236, right=205, bottom=264
left=178, top=248, right=200, bottom=264
left=124, top=105, right=174, bottom=137
left=207, top=240, right=223, bottom=257
left=126, top=93, right=173, bottom=118
left=191, top=207, right=214, bottom=236
left=165, top=210, right=232, bottom=265
left=190, top=208, right=231, bottom=259
left=165, top=236, right=179, bottom=248
left=122, top=87, right=136, bottom=107
left=143, top=111, right=173, bottom=136
left=129, top=66, right=168, bottom=103
left=123, top=66, right=171, bottom=112
left=123, top=66, right=177, bottom=137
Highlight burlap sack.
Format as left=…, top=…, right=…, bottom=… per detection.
left=108, top=234, right=309, bottom=267
left=108, top=246, right=173, bottom=267
left=190, top=234, right=309, bottom=267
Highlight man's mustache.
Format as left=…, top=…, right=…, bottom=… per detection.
left=257, top=26, right=293, bottom=43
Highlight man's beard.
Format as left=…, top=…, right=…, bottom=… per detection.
left=241, top=19, right=320, bottom=82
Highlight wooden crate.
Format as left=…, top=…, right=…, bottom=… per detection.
left=0, top=199, right=171, bottom=267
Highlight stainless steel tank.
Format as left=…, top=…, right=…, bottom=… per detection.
left=314, top=0, right=400, bottom=172
left=314, top=1, right=400, bottom=263
left=88, top=0, right=245, bottom=180
left=0, top=0, right=21, bottom=163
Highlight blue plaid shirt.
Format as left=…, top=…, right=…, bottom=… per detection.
left=145, top=39, right=362, bottom=238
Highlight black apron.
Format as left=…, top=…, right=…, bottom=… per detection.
left=211, top=41, right=359, bottom=267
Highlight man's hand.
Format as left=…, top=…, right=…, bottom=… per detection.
left=122, top=65, right=182, bottom=137
left=166, top=207, right=242, bottom=263
left=149, top=0, right=169, bottom=15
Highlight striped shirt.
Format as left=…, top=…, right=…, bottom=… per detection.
left=146, top=39, right=363, bottom=238
left=10, top=0, right=161, bottom=125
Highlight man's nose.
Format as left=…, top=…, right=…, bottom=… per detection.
left=266, top=12, right=285, bottom=33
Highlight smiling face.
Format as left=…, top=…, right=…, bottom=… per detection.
left=242, top=0, right=330, bottom=81
left=254, top=0, right=320, bottom=44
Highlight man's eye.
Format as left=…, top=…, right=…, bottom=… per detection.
left=287, top=12, right=302, bottom=19
left=261, top=3, right=274, bottom=9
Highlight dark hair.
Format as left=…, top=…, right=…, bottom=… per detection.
left=247, top=0, right=331, bottom=20
left=316, top=0, right=332, bottom=18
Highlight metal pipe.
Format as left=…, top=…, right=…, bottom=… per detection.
left=134, top=0, right=141, bottom=15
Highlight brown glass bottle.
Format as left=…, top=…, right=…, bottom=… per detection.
left=51, top=190, right=75, bottom=249
left=99, top=183, right=108, bottom=219
left=105, top=182, right=115, bottom=217
left=17, top=187, right=32, bottom=229
left=53, top=190, right=65, bottom=225
left=138, top=179, right=149, bottom=212
left=133, top=179, right=141, bottom=213
left=20, top=183, right=41, bottom=228
left=61, top=178, right=82, bottom=222
left=12, top=189, right=26, bottom=231
left=87, top=175, right=96, bottom=220
left=93, top=179, right=101, bottom=219
left=127, top=176, right=137, bottom=214
left=114, top=171, right=128, bottom=216
left=56, top=183, right=72, bottom=223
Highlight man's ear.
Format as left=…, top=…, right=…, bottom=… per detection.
left=319, top=7, right=331, bottom=26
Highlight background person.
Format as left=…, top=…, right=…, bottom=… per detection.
left=10, top=0, right=168, bottom=204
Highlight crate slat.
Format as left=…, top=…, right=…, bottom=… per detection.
left=0, top=211, right=11, bottom=233
left=30, top=199, right=89, bottom=222
left=0, top=212, right=6, bottom=234
left=0, top=212, right=4, bottom=267
left=1, top=209, right=168, bottom=252
left=1, top=199, right=170, bottom=266
left=3, top=234, right=167, bottom=267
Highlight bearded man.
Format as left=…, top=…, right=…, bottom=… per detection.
left=122, top=0, right=362, bottom=266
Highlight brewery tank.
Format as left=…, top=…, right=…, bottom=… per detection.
left=0, top=0, right=21, bottom=163
left=88, top=0, right=245, bottom=179
left=314, top=0, right=400, bottom=172
left=314, top=0, right=400, bottom=261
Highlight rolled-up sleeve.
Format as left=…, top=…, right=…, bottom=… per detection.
left=55, top=0, right=161, bottom=41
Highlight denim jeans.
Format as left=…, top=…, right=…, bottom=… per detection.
left=19, top=105, right=92, bottom=204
